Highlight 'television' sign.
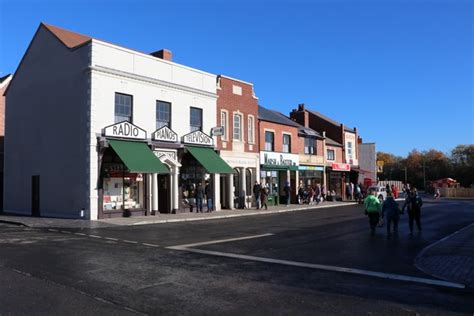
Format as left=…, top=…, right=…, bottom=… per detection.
left=152, top=126, right=178, bottom=142
left=182, top=130, right=213, bottom=146
left=103, top=121, right=147, bottom=140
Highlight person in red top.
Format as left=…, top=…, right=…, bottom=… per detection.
left=391, top=184, right=398, bottom=199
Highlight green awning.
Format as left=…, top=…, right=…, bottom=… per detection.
left=186, top=146, right=234, bottom=174
left=108, top=139, right=169, bottom=173
left=261, top=164, right=299, bottom=171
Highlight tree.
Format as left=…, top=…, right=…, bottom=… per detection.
left=450, top=145, right=474, bottom=187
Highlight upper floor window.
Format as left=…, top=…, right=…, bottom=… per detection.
left=283, top=134, right=291, bottom=153
left=248, top=116, right=254, bottom=144
left=156, top=101, right=171, bottom=129
left=327, top=149, right=335, bottom=161
left=304, top=138, right=315, bottom=155
left=347, top=141, right=353, bottom=160
left=221, top=111, right=228, bottom=140
left=265, top=131, right=274, bottom=151
left=233, top=113, right=242, bottom=141
left=190, top=107, right=202, bottom=132
left=115, top=93, right=132, bottom=123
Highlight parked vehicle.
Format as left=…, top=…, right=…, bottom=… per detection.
left=368, top=186, right=387, bottom=202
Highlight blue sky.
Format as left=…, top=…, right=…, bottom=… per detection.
left=1, top=0, right=472, bottom=156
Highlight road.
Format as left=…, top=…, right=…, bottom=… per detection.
left=1, top=200, right=473, bottom=315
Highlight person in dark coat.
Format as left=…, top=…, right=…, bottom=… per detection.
left=260, top=186, right=268, bottom=210
left=284, top=181, right=291, bottom=206
left=205, top=181, right=213, bottom=212
left=404, top=188, right=423, bottom=233
left=382, top=192, right=401, bottom=235
left=253, top=181, right=261, bottom=209
left=195, top=182, right=204, bottom=213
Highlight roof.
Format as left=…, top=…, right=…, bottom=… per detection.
left=325, top=137, right=343, bottom=147
left=258, top=105, right=299, bottom=127
left=42, top=23, right=92, bottom=49
left=307, top=109, right=356, bottom=133
left=298, top=126, right=322, bottom=138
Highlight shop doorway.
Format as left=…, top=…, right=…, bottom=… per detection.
left=31, top=175, right=40, bottom=217
left=158, top=174, right=170, bottom=213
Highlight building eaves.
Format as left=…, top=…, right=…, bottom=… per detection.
left=325, top=137, right=343, bottom=147
left=42, top=23, right=92, bottom=49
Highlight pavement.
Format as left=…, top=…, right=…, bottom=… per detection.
left=0, top=200, right=355, bottom=228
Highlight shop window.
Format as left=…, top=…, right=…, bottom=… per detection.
left=283, top=134, right=291, bottom=153
left=221, top=111, right=228, bottom=140
left=115, top=93, right=133, bottom=123
left=248, top=116, right=254, bottom=144
left=304, top=137, right=315, bottom=155
left=327, top=149, right=335, bottom=161
left=233, top=114, right=242, bottom=141
left=190, top=107, right=203, bottom=132
left=265, top=131, right=274, bottom=151
left=156, top=101, right=171, bottom=129
left=347, top=141, right=353, bottom=160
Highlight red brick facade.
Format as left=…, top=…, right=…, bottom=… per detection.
left=259, top=121, right=300, bottom=154
left=216, top=76, right=258, bottom=153
left=326, top=145, right=344, bottom=164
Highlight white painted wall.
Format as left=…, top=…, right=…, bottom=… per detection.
left=358, top=143, right=377, bottom=183
left=4, top=26, right=90, bottom=218
left=344, top=132, right=358, bottom=166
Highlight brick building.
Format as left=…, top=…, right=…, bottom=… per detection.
left=216, top=75, right=259, bottom=209
left=258, top=105, right=300, bottom=204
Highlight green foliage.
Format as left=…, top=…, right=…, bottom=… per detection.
left=376, top=144, right=474, bottom=188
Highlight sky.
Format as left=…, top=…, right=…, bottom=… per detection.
left=0, top=0, right=472, bottom=156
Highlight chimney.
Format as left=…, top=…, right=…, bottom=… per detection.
left=298, top=103, right=305, bottom=111
left=151, top=49, right=172, bottom=61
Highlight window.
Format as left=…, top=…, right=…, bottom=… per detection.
left=304, top=138, right=315, bottom=155
left=156, top=101, right=171, bottom=129
left=327, top=149, right=335, bottom=161
left=114, top=93, right=132, bottom=123
left=221, top=111, right=227, bottom=140
left=190, top=107, right=202, bottom=132
left=248, top=116, right=254, bottom=143
left=347, top=141, right=353, bottom=160
left=233, top=114, right=242, bottom=141
left=265, top=131, right=274, bottom=151
left=283, top=134, right=291, bottom=153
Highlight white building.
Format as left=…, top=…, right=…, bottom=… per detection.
left=4, top=23, right=233, bottom=220
left=358, top=143, right=377, bottom=185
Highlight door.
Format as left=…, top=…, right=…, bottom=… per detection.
left=32, top=175, right=40, bottom=217
left=158, top=174, right=170, bottom=213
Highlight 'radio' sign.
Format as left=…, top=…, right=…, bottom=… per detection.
left=103, top=121, right=147, bottom=140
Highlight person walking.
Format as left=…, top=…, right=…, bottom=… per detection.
left=195, top=182, right=204, bottom=213
left=205, top=181, right=213, bottom=212
left=364, top=188, right=382, bottom=235
left=284, top=181, right=291, bottom=206
left=346, top=183, right=352, bottom=200
left=297, top=184, right=305, bottom=204
left=260, top=186, right=268, bottom=210
left=382, top=192, right=401, bottom=236
left=355, top=184, right=362, bottom=204
left=314, top=183, right=321, bottom=204
left=321, top=184, right=327, bottom=202
left=253, top=181, right=261, bottom=209
left=403, top=188, right=423, bottom=233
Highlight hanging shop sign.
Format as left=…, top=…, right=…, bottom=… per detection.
left=136, top=173, right=143, bottom=182
left=182, top=130, right=214, bottom=146
left=152, top=126, right=178, bottom=142
left=154, top=149, right=178, bottom=161
left=331, top=163, right=351, bottom=171
left=259, top=151, right=299, bottom=167
left=103, top=121, right=146, bottom=140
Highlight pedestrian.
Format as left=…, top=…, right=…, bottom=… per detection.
left=253, top=181, right=261, bottom=209
left=321, top=184, right=327, bottom=202
left=204, top=181, right=213, bottom=212
left=434, top=188, right=440, bottom=200
left=382, top=191, right=401, bottom=236
left=364, top=188, right=382, bottom=235
left=298, top=184, right=305, bottom=204
left=284, top=181, right=291, bottom=206
left=260, top=186, right=268, bottom=210
left=386, top=183, right=391, bottom=194
left=403, top=188, right=423, bottom=233
left=314, top=183, right=321, bottom=204
left=346, top=183, right=352, bottom=200
left=392, top=185, right=399, bottom=199
left=195, top=182, right=204, bottom=213
left=355, top=184, right=362, bottom=204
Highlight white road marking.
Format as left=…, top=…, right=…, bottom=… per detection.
left=170, top=233, right=274, bottom=249
left=123, top=240, right=138, bottom=244
left=74, top=233, right=87, bottom=236
left=60, top=230, right=72, bottom=234
left=142, top=243, right=160, bottom=247
left=104, top=237, right=119, bottom=241
left=88, top=235, right=102, bottom=239
left=167, top=233, right=465, bottom=289
left=48, top=229, right=59, bottom=232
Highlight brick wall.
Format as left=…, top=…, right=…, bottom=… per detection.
left=0, top=80, right=8, bottom=136
left=216, top=76, right=259, bottom=153
left=326, top=145, right=343, bottom=163
left=259, top=120, right=299, bottom=153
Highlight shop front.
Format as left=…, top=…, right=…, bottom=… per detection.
left=260, top=151, right=299, bottom=205
left=325, top=163, right=350, bottom=201
left=98, top=122, right=169, bottom=218
left=298, top=166, right=324, bottom=187
left=179, top=131, right=234, bottom=212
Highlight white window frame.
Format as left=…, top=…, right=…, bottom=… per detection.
left=264, top=129, right=275, bottom=151
left=233, top=113, right=242, bottom=141
left=247, top=115, right=255, bottom=144
left=282, top=132, right=292, bottom=153
left=327, top=148, right=336, bottom=161
left=221, top=110, right=228, bottom=141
